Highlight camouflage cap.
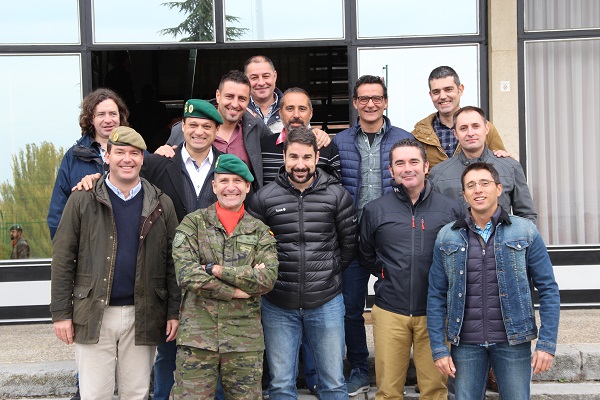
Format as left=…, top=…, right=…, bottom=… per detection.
left=108, top=126, right=147, bottom=151
left=9, top=224, right=23, bottom=231
left=184, top=99, right=223, bottom=125
left=214, top=154, right=254, bottom=183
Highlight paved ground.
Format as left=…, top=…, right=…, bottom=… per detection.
left=1, top=309, right=599, bottom=399
left=1, top=308, right=597, bottom=365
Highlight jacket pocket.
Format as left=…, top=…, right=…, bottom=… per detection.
left=154, top=287, right=168, bottom=328
left=72, top=285, right=92, bottom=326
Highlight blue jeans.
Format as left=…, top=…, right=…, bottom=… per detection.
left=262, top=294, right=347, bottom=400
left=342, top=259, right=370, bottom=374
left=153, top=335, right=176, bottom=400
left=452, top=342, right=532, bottom=400
left=301, top=334, right=318, bottom=388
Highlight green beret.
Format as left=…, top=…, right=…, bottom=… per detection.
left=9, top=224, right=23, bottom=231
left=109, top=126, right=147, bottom=151
left=184, top=99, right=223, bottom=125
left=214, top=154, right=254, bottom=183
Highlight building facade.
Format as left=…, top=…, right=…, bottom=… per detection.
left=0, top=0, right=598, bottom=321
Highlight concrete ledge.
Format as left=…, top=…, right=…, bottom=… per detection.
left=534, top=344, right=582, bottom=382
left=573, top=344, right=600, bottom=381
left=0, top=361, right=76, bottom=398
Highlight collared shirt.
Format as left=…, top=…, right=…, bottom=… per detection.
left=214, top=122, right=251, bottom=167
left=105, top=174, right=142, bottom=201
left=250, top=92, right=279, bottom=125
left=356, top=121, right=386, bottom=219
left=433, top=113, right=457, bottom=159
left=182, top=144, right=214, bottom=196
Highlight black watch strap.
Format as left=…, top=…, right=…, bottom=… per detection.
left=205, top=263, right=214, bottom=276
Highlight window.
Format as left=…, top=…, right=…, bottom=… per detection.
left=0, top=54, right=82, bottom=259
left=525, top=38, right=600, bottom=245
left=525, top=0, right=600, bottom=31
left=357, top=45, right=480, bottom=130
left=224, top=0, right=344, bottom=41
left=0, top=0, right=79, bottom=44
left=357, top=0, right=478, bottom=38
left=93, top=0, right=215, bottom=43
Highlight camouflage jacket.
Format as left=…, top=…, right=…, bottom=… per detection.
left=173, top=203, right=278, bottom=353
left=11, top=237, right=30, bottom=259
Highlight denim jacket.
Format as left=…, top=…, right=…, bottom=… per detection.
left=427, top=208, right=560, bottom=361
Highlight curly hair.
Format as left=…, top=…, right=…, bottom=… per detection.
left=79, top=88, right=129, bottom=136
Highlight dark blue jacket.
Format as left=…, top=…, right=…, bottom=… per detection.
left=47, top=135, right=106, bottom=239
left=332, top=116, right=413, bottom=205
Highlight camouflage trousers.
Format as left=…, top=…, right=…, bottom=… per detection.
left=171, top=345, right=263, bottom=399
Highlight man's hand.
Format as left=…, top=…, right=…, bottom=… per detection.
left=434, top=356, right=456, bottom=378
left=155, top=144, right=177, bottom=158
left=313, top=128, right=331, bottom=149
left=232, top=288, right=250, bottom=299
left=253, top=263, right=265, bottom=269
left=165, top=319, right=179, bottom=342
left=493, top=150, right=511, bottom=158
left=532, top=350, right=554, bottom=374
left=54, top=320, right=75, bottom=345
left=71, top=173, right=101, bottom=192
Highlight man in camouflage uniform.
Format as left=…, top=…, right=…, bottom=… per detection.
left=172, top=154, right=279, bottom=399
left=10, top=224, right=30, bottom=259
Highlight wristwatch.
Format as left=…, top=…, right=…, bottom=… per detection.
left=205, top=263, right=214, bottom=276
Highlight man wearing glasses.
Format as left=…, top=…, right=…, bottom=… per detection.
left=428, top=106, right=537, bottom=223
left=427, top=161, right=559, bottom=399
left=332, top=75, right=413, bottom=396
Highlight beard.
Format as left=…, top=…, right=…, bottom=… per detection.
left=288, top=168, right=315, bottom=185
left=285, top=118, right=307, bottom=131
left=10, top=234, right=15, bottom=240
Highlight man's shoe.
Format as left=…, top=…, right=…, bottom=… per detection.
left=346, top=368, right=370, bottom=397
left=262, top=389, right=270, bottom=399
left=309, top=384, right=319, bottom=398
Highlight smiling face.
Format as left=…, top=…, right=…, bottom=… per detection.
left=284, top=142, right=319, bottom=191
left=246, top=60, right=277, bottom=104
left=462, top=168, right=502, bottom=218
left=429, top=76, right=464, bottom=119
left=182, top=117, right=218, bottom=156
left=212, top=173, right=251, bottom=212
left=280, top=92, right=313, bottom=130
left=216, top=81, right=251, bottom=124
left=92, top=99, right=120, bottom=141
left=353, top=83, right=388, bottom=128
left=453, top=110, right=488, bottom=158
left=106, top=144, right=143, bottom=187
left=388, top=145, right=429, bottom=195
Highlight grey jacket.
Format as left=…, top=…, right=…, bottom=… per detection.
left=428, top=147, right=537, bottom=223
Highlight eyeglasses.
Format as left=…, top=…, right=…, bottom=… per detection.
left=465, top=179, right=496, bottom=190
left=356, top=95, right=385, bottom=105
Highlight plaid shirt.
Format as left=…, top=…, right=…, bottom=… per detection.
left=433, top=114, right=457, bottom=159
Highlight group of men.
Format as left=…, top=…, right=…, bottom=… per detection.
left=48, top=56, right=559, bottom=400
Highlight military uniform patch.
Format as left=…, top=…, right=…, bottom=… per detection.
left=173, top=232, right=185, bottom=247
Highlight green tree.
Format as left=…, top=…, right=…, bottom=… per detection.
left=0, top=142, right=64, bottom=259
left=160, top=0, right=248, bottom=41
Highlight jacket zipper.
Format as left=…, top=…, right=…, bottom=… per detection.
left=477, top=234, right=489, bottom=344
left=298, top=193, right=305, bottom=309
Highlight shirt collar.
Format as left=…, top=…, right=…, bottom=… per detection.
left=181, top=144, right=214, bottom=169
left=250, top=91, right=279, bottom=119
left=105, top=174, right=142, bottom=201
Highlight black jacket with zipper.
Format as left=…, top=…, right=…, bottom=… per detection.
left=359, top=180, right=461, bottom=316
left=248, top=166, right=357, bottom=310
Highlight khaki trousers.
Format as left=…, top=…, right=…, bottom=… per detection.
left=75, top=305, right=156, bottom=400
left=372, top=305, right=447, bottom=400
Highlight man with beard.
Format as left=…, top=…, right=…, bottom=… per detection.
left=10, top=224, right=30, bottom=259
left=261, top=87, right=340, bottom=184
left=359, top=139, right=461, bottom=400
left=249, top=128, right=356, bottom=400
